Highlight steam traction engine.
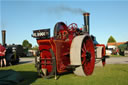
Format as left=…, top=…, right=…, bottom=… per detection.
left=1, top=30, right=20, bottom=66
left=32, top=13, right=107, bottom=78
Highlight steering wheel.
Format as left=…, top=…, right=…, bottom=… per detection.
left=68, top=23, right=78, bottom=31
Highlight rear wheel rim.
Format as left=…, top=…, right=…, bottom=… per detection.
left=70, top=35, right=95, bottom=76
left=81, top=37, right=95, bottom=76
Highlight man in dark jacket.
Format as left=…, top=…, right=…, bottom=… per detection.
left=0, top=43, right=6, bottom=67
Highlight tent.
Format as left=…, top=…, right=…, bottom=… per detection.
left=0, top=69, right=23, bottom=85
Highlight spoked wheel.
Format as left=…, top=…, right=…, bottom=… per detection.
left=36, top=48, right=56, bottom=79
left=70, top=34, right=95, bottom=76
left=81, top=37, right=95, bottom=75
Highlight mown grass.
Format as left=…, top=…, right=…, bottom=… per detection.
left=110, top=55, right=128, bottom=57
left=1, top=64, right=128, bottom=85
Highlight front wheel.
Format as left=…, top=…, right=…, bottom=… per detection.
left=35, top=49, right=56, bottom=79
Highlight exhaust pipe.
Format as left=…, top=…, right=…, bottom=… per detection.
left=83, top=13, right=90, bottom=34
left=1, top=30, right=6, bottom=46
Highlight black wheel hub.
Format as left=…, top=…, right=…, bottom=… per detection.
left=86, top=51, right=91, bottom=62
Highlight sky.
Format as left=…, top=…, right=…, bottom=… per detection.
left=0, top=0, right=128, bottom=46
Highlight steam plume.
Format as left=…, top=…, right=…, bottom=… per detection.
left=48, top=5, right=86, bottom=15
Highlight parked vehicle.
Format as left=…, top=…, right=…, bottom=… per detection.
left=1, top=30, right=20, bottom=65
left=118, top=42, right=128, bottom=56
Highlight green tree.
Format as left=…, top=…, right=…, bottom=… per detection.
left=107, top=36, right=116, bottom=43
left=22, top=40, right=32, bottom=49
left=29, top=43, right=32, bottom=49
left=32, top=45, right=39, bottom=50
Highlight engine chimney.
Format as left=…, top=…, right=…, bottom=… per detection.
left=83, top=13, right=90, bottom=34
left=1, top=30, right=6, bottom=46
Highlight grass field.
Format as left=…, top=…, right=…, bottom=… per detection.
left=1, top=64, right=128, bottom=85
left=110, top=55, right=128, bottom=57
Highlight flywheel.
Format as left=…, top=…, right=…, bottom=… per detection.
left=70, top=34, right=95, bottom=76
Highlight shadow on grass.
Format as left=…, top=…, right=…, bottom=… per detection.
left=17, top=71, right=38, bottom=85
left=18, top=71, right=73, bottom=84
left=55, top=71, right=73, bottom=80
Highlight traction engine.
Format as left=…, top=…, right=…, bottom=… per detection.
left=32, top=13, right=108, bottom=79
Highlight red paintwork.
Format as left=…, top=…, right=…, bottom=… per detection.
left=81, top=36, right=95, bottom=75
left=33, top=12, right=107, bottom=77
left=37, top=38, right=71, bottom=74
left=37, top=22, right=77, bottom=74
left=36, top=22, right=105, bottom=75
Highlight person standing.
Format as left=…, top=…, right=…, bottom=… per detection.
left=0, top=43, right=6, bottom=67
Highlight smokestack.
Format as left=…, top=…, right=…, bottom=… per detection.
left=83, top=13, right=90, bottom=34
left=1, top=30, right=6, bottom=46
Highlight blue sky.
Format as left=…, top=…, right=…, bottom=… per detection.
left=0, top=0, right=128, bottom=46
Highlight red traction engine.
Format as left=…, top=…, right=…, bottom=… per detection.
left=32, top=13, right=107, bottom=79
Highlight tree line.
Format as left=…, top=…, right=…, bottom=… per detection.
left=22, top=40, right=38, bottom=50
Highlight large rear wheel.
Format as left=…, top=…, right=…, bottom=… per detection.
left=70, top=34, right=95, bottom=76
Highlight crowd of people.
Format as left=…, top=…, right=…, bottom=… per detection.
left=0, top=43, right=6, bottom=67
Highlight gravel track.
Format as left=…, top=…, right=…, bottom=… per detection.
left=19, top=57, right=128, bottom=64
